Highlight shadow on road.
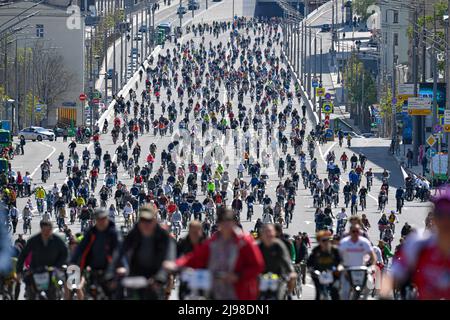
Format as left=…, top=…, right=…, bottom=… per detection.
left=345, top=143, right=405, bottom=189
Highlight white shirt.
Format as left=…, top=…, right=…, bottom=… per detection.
left=372, top=246, right=383, bottom=264
left=338, top=236, right=374, bottom=267
left=337, top=211, right=348, bottom=220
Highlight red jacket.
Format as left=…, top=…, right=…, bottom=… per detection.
left=176, top=229, right=265, bottom=300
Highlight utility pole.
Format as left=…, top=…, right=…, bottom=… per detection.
left=412, top=6, right=420, bottom=166
left=299, top=21, right=303, bottom=81
left=31, top=47, right=35, bottom=126
left=103, top=28, right=107, bottom=120
left=113, top=27, right=116, bottom=95
left=432, top=8, right=438, bottom=128
left=141, top=7, right=144, bottom=63
left=120, top=24, right=123, bottom=88
left=303, top=22, right=307, bottom=86
left=331, top=0, right=335, bottom=53
left=446, top=0, right=450, bottom=179
left=179, top=0, right=183, bottom=29
left=14, top=38, right=18, bottom=134
left=308, top=27, right=312, bottom=99
left=392, top=29, right=396, bottom=140
left=314, top=35, right=317, bottom=108
left=320, top=37, right=323, bottom=84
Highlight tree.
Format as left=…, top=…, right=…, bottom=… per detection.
left=352, top=0, right=376, bottom=20
left=31, top=42, right=74, bottom=118
left=344, top=54, right=377, bottom=107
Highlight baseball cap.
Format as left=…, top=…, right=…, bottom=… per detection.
left=139, top=205, right=157, bottom=221
left=95, top=209, right=108, bottom=219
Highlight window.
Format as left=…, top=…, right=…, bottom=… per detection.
left=36, top=24, right=44, bottom=38
left=394, top=33, right=398, bottom=46
left=393, top=11, right=399, bottom=24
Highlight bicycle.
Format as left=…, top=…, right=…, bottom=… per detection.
left=360, top=196, right=366, bottom=211
left=247, top=205, right=254, bottom=221
left=23, top=217, right=32, bottom=235
left=396, top=198, right=403, bottom=214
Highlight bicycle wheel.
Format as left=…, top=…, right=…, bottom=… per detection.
left=295, top=276, right=302, bottom=299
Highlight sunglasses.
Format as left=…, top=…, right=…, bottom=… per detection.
left=320, top=238, right=330, bottom=242
left=350, top=229, right=360, bottom=234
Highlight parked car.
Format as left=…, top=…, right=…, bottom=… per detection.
left=19, top=127, right=55, bottom=141
left=138, top=25, right=147, bottom=33
left=321, top=24, right=331, bottom=32
left=361, top=133, right=375, bottom=138
left=50, top=127, right=64, bottom=137
left=188, top=1, right=200, bottom=10
left=134, top=33, right=143, bottom=41
left=177, top=6, right=187, bottom=15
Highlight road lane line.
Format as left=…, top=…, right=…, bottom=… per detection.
left=30, top=142, right=57, bottom=178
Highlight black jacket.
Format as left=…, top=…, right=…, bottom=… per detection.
left=71, top=222, right=119, bottom=270
left=17, top=234, right=68, bottom=273
left=120, top=224, right=173, bottom=279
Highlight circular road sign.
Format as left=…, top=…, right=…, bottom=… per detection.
left=79, top=93, right=87, bottom=101
left=325, top=93, right=332, bottom=100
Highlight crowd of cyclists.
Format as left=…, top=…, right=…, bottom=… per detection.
left=0, top=16, right=447, bottom=301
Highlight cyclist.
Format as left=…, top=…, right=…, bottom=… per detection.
left=395, top=187, right=405, bottom=213
left=307, top=230, right=341, bottom=300
left=338, top=223, right=376, bottom=300
left=16, top=220, right=68, bottom=300
left=114, top=205, right=176, bottom=300
left=381, top=187, right=450, bottom=299
left=70, top=209, right=119, bottom=300
left=340, top=152, right=348, bottom=172
left=365, top=168, right=374, bottom=190
left=257, top=224, right=297, bottom=297
left=170, top=208, right=265, bottom=300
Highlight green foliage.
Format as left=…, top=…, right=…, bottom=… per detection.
left=343, top=54, right=377, bottom=107
left=0, top=86, right=10, bottom=101
left=352, top=0, right=376, bottom=20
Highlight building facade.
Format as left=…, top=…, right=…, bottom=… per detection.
left=0, top=0, right=85, bottom=126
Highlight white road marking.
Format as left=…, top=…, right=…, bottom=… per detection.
left=30, top=142, right=57, bottom=178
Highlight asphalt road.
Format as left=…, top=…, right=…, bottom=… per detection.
left=8, top=0, right=431, bottom=300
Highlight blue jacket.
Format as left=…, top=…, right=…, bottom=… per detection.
left=191, top=202, right=203, bottom=213
left=349, top=172, right=359, bottom=184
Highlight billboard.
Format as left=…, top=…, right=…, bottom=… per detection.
left=419, top=82, right=446, bottom=114
left=401, top=83, right=446, bottom=144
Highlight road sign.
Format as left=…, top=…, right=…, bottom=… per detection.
left=92, top=98, right=100, bottom=104
left=312, top=77, right=319, bottom=88
left=316, top=88, right=325, bottom=97
left=325, top=93, right=332, bottom=100
left=324, top=119, right=330, bottom=127
left=444, top=110, right=450, bottom=124
left=398, top=83, right=417, bottom=96
left=427, top=148, right=436, bottom=158
left=93, top=91, right=101, bottom=99
left=445, top=124, right=450, bottom=133
left=408, top=97, right=432, bottom=115
left=434, top=124, right=443, bottom=134
left=426, top=135, right=436, bottom=147
left=79, top=93, right=87, bottom=101
left=323, top=102, right=333, bottom=113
